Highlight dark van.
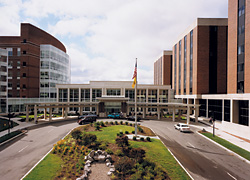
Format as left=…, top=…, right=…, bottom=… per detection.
left=77, top=115, right=97, bottom=125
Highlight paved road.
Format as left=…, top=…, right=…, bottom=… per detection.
left=0, top=120, right=79, bottom=180
left=141, top=120, right=250, bottom=180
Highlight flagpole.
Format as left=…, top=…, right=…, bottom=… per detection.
left=135, top=58, right=138, bottom=137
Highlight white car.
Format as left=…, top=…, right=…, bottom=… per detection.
left=174, top=123, right=191, bottom=132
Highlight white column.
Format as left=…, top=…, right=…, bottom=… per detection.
left=157, top=89, right=160, bottom=103
left=194, top=99, right=199, bottom=123
left=222, top=99, right=224, bottom=121
left=44, top=108, right=47, bottom=120
left=49, top=107, right=52, bottom=121
left=230, top=99, right=233, bottom=123
left=34, top=105, right=37, bottom=123
left=143, top=108, right=146, bottom=118
left=26, top=105, right=29, bottom=122
left=80, top=106, right=83, bottom=116
left=187, top=106, right=190, bottom=124
left=90, top=88, right=93, bottom=102
left=61, top=107, right=63, bottom=117
left=157, top=107, right=160, bottom=120
left=206, top=99, right=209, bottom=118
left=172, top=107, right=175, bottom=122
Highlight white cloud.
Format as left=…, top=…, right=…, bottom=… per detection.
left=0, top=0, right=228, bottom=84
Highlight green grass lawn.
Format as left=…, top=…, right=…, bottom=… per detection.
left=200, top=132, right=250, bottom=161
left=24, top=153, right=63, bottom=180
left=90, top=125, right=190, bottom=180
left=0, top=119, right=19, bottom=132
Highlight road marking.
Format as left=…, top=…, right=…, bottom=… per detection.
left=227, top=172, right=237, bottom=180
left=188, top=142, right=195, bottom=148
left=48, top=128, right=54, bottom=133
left=18, top=145, right=29, bottom=153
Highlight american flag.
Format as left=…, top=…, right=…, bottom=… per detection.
left=132, top=60, right=137, bottom=79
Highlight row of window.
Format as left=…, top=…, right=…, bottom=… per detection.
left=59, top=89, right=169, bottom=103
left=174, top=30, right=193, bottom=95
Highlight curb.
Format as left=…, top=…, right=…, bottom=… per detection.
left=197, top=131, right=250, bottom=165
left=144, top=125, right=193, bottom=180
left=0, top=130, right=27, bottom=147
left=20, top=126, right=76, bottom=180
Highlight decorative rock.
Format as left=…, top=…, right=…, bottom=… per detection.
left=89, top=150, right=95, bottom=158
left=106, top=162, right=111, bottom=167
left=86, top=160, right=92, bottom=164
left=76, top=178, right=82, bottom=180
left=97, top=149, right=102, bottom=154
left=107, top=171, right=113, bottom=176
left=106, top=154, right=111, bottom=159
left=105, top=159, right=110, bottom=163
left=86, top=163, right=91, bottom=167
left=84, top=156, right=87, bottom=160
left=102, top=151, right=108, bottom=156
left=110, top=164, right=115, bottom=168
left=110, top=168, right=115, bottom=172
left=97, top=155, right=106, bottom=162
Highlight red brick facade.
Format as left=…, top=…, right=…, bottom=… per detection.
left=0, top=23, right=66, bottom=98
left=172, top=19, right=228, bottom=95
left=154, top=51, right=172, bottom=86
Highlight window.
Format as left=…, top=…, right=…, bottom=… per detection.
left=23, top=39, right=26, bottom=43
left=17, top=82, right=20, bottom=88
left=23, top=51, right=26, bottom=54
left=81, top=89, right=90, bottom=101
left=8, top=71, right=12, bottom=77
left=8, top=82, right=12, bottom=87
left=125, top=89, right=135, bottom=102
left=17, top=48, right=21, bottom=56
left=8, top=61, right=13, bottom=67
left=23, top=84, right=26, bottom=89
left=92, top=89, right=102, bottom=102
left=70, top=89, right=79, bottom=102
left=107, top=89, right=121, bottom=96
left=23, top=73, right=26, bottom=77
left=23, top=62, right=26, bottom=66
left=17, top=61, right=20, bottom=67
left=6, top=48, right=13, bottom=56
left=179, top=40, right=181, bottom=95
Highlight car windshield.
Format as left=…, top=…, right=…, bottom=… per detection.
left=181, top=125, right=189, bottom=127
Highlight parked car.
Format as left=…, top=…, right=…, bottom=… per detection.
left=107, top=113, right=121, bottom=119
left=174, top=123, right=191, bottom=132
left=77, top=115, right=97, bottom=125
left=127, top=116, right=141, bottom=121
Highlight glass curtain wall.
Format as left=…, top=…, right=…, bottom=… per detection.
left=40, top=45, right=70, bottom=99
left=81, top=89, right=90, bottom=102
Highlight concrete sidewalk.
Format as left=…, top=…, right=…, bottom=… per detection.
left=190, top=121, right=250, bottom=152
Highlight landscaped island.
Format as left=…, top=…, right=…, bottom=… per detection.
left=24, top=121, right=190, bottom=180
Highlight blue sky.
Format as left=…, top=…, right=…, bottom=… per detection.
left=0, top=0, right=228, bottom=84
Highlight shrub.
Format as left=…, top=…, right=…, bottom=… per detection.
left=106, top=148, right=114, bottom=155
left=71, top=129, right=82, bottom=140
left=129, top=148, right=145, bottom=162
left=90, top=123, right=93, bottom=127
left=115, top=121, right=118, bottom=125
left=116, top=136, right=129, bottom=147
left=125, top=131, right=129, bottom=134
left=119, top=131, right=123, bottom=135
left=138, top=126, right=144, bottom=133
left=130, top=123, right=133, bottom=126
left=133, top=136, right=137, bottom=141
left=120, top=121, right=123, bottom=125
left=125, top=121, right=128, bottom=125
left=146, top=137, right=151, bottom=142
left=81, top=133, right=97, bottom=146
left=95, top=124, right=100, bottom=131
left=105, top=121, right=109, bottom=125
left=115, top=149, right=124, bottom=157
left=100, top=121, right=105, bottom=127
left=140, top=137, right=144, bottom=141
left=110, top=121, right=114, bottom=125
left=115, top=157, right=135, bottom=177
left=132, top=130, right=135, bottom=134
